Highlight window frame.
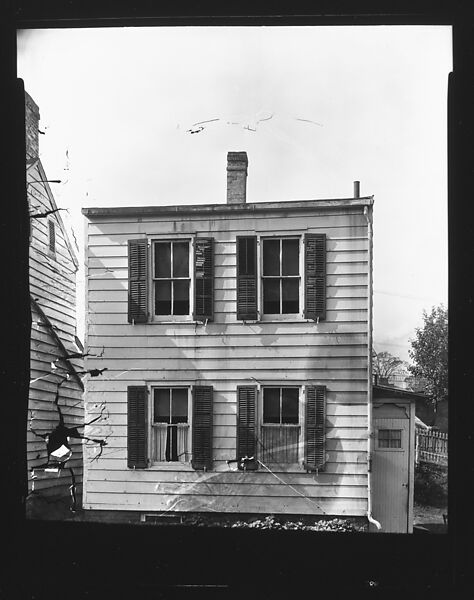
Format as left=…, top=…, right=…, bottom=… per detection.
left=259, top=235, right=304, bottom=321
left=149, top=385, right=193, bottom=465
left=150, top=237, right=193, bottom=322
left=257, top=385, right=305, bottom=468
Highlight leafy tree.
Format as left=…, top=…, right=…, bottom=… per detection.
left=372, top=349, right=404, bottom=381
left=408, top=305, right=448, bottom=408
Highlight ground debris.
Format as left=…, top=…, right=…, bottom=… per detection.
left=227, top=515, right=362, bottom=532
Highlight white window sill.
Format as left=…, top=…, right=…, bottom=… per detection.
left=149, top=319, right=205, bottom=325
left=259, top=317, right=314, bottom=324
left=149, top=462, right=195, bottom=471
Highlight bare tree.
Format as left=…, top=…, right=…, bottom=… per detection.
left=372, top=349, right=404, bottom=382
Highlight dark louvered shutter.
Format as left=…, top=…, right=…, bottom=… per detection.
left=304, top=233, right=326, bottom=320
left=237, top=386, right=258, bottom=469
left=304, top=385, right=326, bottom=472
left=127, top=386, right=148, bottom=469
left=191, top=386, right=213, bottom=470
left=128, top=238, right=148, bottom=323
left=194, top=238, right=214, bottom=321
left=236, top=236, right=257, bottom=320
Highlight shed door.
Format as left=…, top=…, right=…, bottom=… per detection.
left=372, top=416, right=410, bottom=533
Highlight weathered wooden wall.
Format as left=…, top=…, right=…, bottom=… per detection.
left=27, top=158, right=84, bottom=508
left=84, top=203, right=371, bottom=517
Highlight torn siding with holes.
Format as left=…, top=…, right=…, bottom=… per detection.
left=26, top=91, right=85, bottom=517
left=82, top=151, right=373, bottom=520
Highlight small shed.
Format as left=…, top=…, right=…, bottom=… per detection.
left=370, top=384, right=417, bottom=533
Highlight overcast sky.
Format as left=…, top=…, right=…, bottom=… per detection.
left=17, top=26, right=452, bottom=361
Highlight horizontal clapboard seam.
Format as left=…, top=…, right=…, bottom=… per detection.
left=87, top=229, right=368, bottom=243
left=85, top=210, right=367, bottom=225
left=85, top=331, right=367, bottom=338
left=86, top=211, right=367, bottom=225
left=88, top=234, right=370, bottom=244
left=73, top=365, right=369, bottom=372
left=85, top=477, right=367, bottom=488
left=86, top=274, right=369, bottom=281
left=87, top=261, right=369, bottom=269
left=75, top=361, right=368, bottom=370
left=82, top=492, right=368, bottom=502
left=84, top=435, right=368, bottom=442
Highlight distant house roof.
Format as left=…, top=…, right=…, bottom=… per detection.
left=373, top=383, right=429, bottom=401
left=82, top=196, right=374, bottom=219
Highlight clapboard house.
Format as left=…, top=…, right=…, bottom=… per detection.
left=26, top=92, right=84, bottom=517
left=82, top=151, right=375, bottom=525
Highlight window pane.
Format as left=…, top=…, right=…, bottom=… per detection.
left=263, top=239, right=280, bottom=276
left=155, top=281, right=171, bottom=315
left=166, top=424, right=178, bottom=461
left=238, top=237, right=256, bottom=276
left=173, top=242, right=189, bottom=277
left=261, top=425, right=299, bottom=463
left=173, top=280, right=190, bottom=315
left=154, top=388, right=170, bottom=423
left=263, top=388, right=280, bottom=423
left=281, top=388, right=299, bottom=424
left=263, top=278, right=280, bottom=314
left=378, top=429, right=402, bottom=448
left=155, top=242, right=171, bottom=278
left=171, top=389, right=188, bottom=424
left=282, top=278, right=299, bottom=313
left=282, top=239, right=299, bottom=276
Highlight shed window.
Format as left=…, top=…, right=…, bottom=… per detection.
left=153, top=388, right=190, bottom=462
left=261, top=387, right=300, bottom=463
left=262, top=238, right=300, bottom=314
left=153, top=241, right=190, bottom=316
left=378, top=429, right=402, bottom=448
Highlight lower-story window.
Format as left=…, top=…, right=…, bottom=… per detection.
left=261, top=387, right=300, bottom=463
left=152, top=387, right=190, bottom=462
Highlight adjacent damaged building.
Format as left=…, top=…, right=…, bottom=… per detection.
left=26, top=92, right=85, bottom=517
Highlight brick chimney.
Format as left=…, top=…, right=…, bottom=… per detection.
left=25, top=92, right=40, bottom=160
left=227, top=151, right=248, bottom=204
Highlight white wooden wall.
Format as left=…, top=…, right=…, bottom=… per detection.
left=28, top=161, right=84, bottom=501
left=84, top=204, right=371, bottom=516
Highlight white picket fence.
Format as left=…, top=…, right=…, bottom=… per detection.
left=415, top=429, right=448, bottom=466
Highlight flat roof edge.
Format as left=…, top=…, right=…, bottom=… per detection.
left=82, top=196, right=374, bottom=218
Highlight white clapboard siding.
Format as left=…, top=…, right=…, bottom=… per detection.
left=83, top=494, right=368, bottom=516
left=86, top=378, right=369, bottom=394
left=83, top=200, right=371, bottom=517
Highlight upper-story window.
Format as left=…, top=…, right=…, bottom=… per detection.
left=128, top=237, right=214, bottom=324
left=48, top=220, right=56, bottom=254
left=262, top=238, right=300, bottom=315
left=153, top=241, right=190, bottom=316
left=236, top=233, right=326, bottom=322
left=128, top=233, right=324, bottom=324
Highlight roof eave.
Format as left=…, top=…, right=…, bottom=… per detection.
left=82, top=196, right=374, bottom=219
